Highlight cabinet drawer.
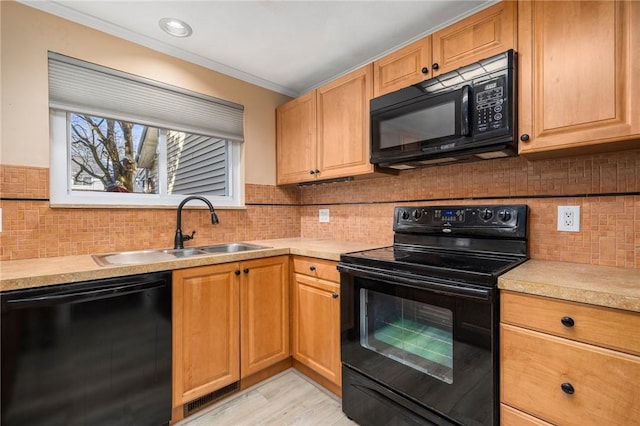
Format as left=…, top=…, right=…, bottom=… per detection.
left=500, top=404, right=552, bottom=426
left=501, top=291, right=640, bottom=356
left=292, top=256, right=339, bottom=283
left=500, top=324, right=640, bottom=426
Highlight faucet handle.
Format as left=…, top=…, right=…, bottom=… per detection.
left=183, top=230, right=196, bottom=242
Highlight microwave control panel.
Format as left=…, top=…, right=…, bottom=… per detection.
left=473, top=76, right=508, bottom=134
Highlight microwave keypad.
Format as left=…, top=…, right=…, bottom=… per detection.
left=475, top=77, right=507, bottom=133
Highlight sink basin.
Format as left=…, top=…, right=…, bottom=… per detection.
left=92, top=248, right=209, bottom=266
left=196, top=243, right=269, bottom=253
left=92, top=243, right=269, bottom=266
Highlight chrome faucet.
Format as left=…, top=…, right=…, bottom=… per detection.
left=174, top=196, right=219, bottom=249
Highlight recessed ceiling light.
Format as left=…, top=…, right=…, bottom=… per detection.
left=159, top=17, right=193, bottom=38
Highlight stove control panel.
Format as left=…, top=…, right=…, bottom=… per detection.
left=394, top=205, right=527, bottom=238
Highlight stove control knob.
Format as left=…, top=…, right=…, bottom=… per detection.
left=480, top=208, right=494, bottom=221
left=401, top=210, right=410, bottom=220
left=412, top=209, right=422, bottom=220
left=498, top=209, right=512, bottom=222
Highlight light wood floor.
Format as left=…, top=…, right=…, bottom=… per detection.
left=176, top=369, right=357, bottom=426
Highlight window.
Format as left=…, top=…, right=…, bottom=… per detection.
left=48, top=53, right=244, bottom=208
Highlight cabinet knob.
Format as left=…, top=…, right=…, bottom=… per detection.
left=520, top=134, right=530, bottom=142
left=243, top=268, right=249, bottom=274
left=332, top=292, right=339, bottom=299
left=421, top=67, right=429, bottom=74
left=314, top=169, right=320, bottom=174
left=235, top=270, right=241, bottom=276
left=309, top=170, right=316, bottom=175
left=309, top=265, right=316, bottom=272
left=561, top=382, right=575, bottom=395
left=561, top=316, right=575, bottom=328
left=432, top=63, right=439, bottom=70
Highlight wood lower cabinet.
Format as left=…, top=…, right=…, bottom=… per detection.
left=172, top=263, right=240, bottom=411
left=518, top=0, right=640, bottom=158
left=500, top=291, right=640, bottom=425
left=291, top=256, right=342, bottom=395
left=240, top=256, right=290, bottom=378
left=372, top=1, right=516, bottom=97
left=172, top=256, right=289, bottom=419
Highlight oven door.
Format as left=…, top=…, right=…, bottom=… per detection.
left=339, top=264, right=497, bottom=426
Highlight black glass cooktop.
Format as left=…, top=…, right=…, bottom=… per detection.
left=340, top=245, right=526, bottom=286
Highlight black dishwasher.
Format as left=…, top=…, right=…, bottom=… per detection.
left=1, top=271, right=172, bottom=426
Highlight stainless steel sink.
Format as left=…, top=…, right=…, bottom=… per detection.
left=196, top=243, right=269, bottom=253
left=92, top=243, right=269, bottom=266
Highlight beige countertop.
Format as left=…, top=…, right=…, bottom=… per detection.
left=4, top=241, right=638, bottom=314
left=499, top=260, right=640, bottom=313
left=0, top=238, right=384, bottom=292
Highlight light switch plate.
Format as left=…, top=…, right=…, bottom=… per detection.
left=319, top=208, right=330, bottom=223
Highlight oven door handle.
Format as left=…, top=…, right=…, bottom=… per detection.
left=337, top=263, right=493, bottom=301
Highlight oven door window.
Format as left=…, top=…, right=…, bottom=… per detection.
left=360, top=289, right=453, bottom=384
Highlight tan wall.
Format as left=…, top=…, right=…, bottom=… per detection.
left=0, top=1, right=291, bottom=185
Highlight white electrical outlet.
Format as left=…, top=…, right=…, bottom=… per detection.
left=319, top=208, right=330, bottom=223
left=557, top=206, right=580, bottom=232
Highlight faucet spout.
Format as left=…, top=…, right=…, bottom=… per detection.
left=174, top=196, right=219, bottom=249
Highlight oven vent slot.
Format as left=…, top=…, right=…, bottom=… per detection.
left=184, top=381, right=239, bottom=417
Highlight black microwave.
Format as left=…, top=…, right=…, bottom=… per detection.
left=370, top=50, right=517, bottom=168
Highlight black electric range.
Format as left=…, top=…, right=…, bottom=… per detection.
left=339, top=204, right=528, bottom=426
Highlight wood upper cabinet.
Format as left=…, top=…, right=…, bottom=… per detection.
left=172, top=263, right=240, bottom=409
left=373, top=37, right=432, bottom=97
left=317, top=64, right=374, bottom=180
left=500, top=291, right=640, bottom=425
left=373, top=1, right=516, bottom=97
left=291, top=257, right=342, bottom=391
left=276, top=91, right=317, bottom=184
left=239, top=256, right=290, bottom=378
left=277, top=65, right=376, bottom=184
left=431, top=0, right=516, bottom=76
left=518, top=0, right=640, bottom=157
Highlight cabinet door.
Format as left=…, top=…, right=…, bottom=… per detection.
left=373, top=36, right=432, bottom=97
left=172, top=263, right=240, bottom=407
left=431, top=1, right=516, bottom=76
left=518, top=0, right=640, bottom=157
left=292, top=273, right=341, bottom=386
left=317, top=64, right=374, bottom=180
left=276, top=91, right=317, bottom=184
left=240, top=256, right=290, bottom=378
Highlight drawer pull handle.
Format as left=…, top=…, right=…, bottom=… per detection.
left=332, top=293, right=339, bottom=299
left=561, top=316, right=575, bottom=327
left=561, top=382, right=575, bottom=395
left=309, top=265, right=316, bottom=272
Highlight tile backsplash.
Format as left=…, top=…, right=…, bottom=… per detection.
left=1, top=148, right=639, bottom=268
left=0, top=165, right=301, bottom=260
left=298, top=149, right=639, bottom=269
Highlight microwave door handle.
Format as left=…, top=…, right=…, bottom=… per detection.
left=460, top=85, right=471, bottom=136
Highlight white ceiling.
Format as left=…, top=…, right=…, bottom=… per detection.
left=21, top=0, right=496, bottom=97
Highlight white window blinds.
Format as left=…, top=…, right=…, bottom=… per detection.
left=48, top=52, right=244, bottom=142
